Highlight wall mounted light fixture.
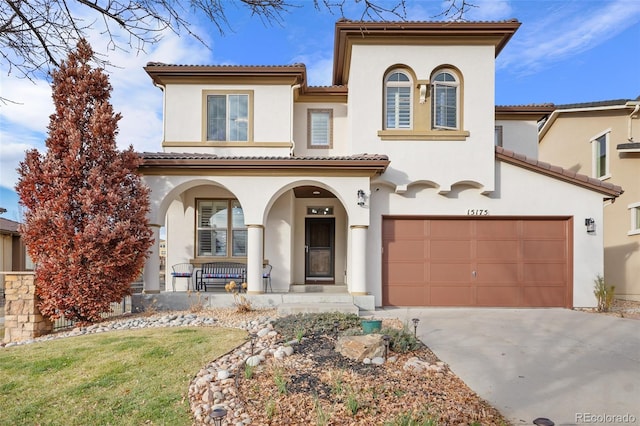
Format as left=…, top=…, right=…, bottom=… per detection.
left=585, top=218, right=595, bottom=233
left=357, top=189, right=365, bottom=206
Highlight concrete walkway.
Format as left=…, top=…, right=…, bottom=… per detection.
left=369, top=308, right=640, bottom=426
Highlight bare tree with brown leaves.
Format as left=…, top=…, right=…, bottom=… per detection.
left=15, top=39, right=154, bottom=324
left=0, top=0, right=474, bottom=81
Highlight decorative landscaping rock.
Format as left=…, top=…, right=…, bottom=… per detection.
left=335, top=334, right=386, bottom=361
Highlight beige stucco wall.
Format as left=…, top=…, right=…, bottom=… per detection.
left=497, top=119, right=539, bottom=158
left=163, top=84, right=293, bottom=144
left=293, top=102, right=349, bottom=157
left=347, top=44, right=496, bottom=193
left=540, top=109, right=639, bottom=300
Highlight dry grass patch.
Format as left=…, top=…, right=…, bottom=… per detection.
left=0, top=326, right=245, bottom=426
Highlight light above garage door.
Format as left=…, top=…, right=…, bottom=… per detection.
left=382, top=217, right=572, bottom=308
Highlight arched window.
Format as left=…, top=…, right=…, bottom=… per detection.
left=384, top=70, right=412, bottom=129
left=431, top=70, right=459, bottom=130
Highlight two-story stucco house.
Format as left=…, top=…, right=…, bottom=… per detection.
left=539, top=98, right=639, bottom=301
left=138, top=20, right=622, bottom=310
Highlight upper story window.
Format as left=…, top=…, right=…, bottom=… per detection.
left=205, top=92, right=251, bottom=142
left=591, top=131, right=610, bottom=179
left=384, top=70, right=412, bottom=129
left=377, top=66, right=468, bottom=141
left=196, top=199, right=246, bottom=258
left=308, top=109, right=333, bottom=148
left=431, top=70, right=459, bottom=130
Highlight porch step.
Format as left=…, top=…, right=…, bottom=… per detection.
left=277, top=302, right=359, bottom=316
left=289, top=284, right=348, bottom=293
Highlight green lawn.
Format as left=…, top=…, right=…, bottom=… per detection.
left=0, top=326, right=246, bottom=426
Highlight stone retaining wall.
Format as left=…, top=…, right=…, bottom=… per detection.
left=2, top=273, right=53, bottom=343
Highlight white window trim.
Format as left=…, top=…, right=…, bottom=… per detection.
left=431, top=69, right=460, bottom=130
left=590, top=129, right=611, bottom=181
left=307, top=109, right=333, bottom=148
left=629, top=202, right=640, bottom=236
left=384, top=70, right=413, bottom=130
left=202, top=90, right=253, bottom=143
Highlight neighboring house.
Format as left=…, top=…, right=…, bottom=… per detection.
left=539, top=98, right=639, bottom=301
left=0, top=217, right=31, bottom=289
left=139, top=20, right=622, bottom=309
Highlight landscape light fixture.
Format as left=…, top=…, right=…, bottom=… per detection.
left=333, top=321, right=340, bottom=339
left=412, top=318, right=420, bottom=338
left=209, top=408, right=227, bottom=426
left=382, top=335, right=391, bottom=360
left=357, top=189, right=365, bottom=206
left=249, top=333, right=258, bottom=356
left=585, top=218, right=595, bottom=233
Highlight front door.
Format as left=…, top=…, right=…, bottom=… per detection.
left=305, top=218, right=335, bottom=283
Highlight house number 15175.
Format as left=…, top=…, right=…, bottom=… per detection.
left=467, top=209, right=488, bottom=216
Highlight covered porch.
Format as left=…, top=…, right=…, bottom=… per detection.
left=137, top=153, right=389, bottom=311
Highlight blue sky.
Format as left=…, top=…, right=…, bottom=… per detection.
left=1, top=0, right=639, bottom=222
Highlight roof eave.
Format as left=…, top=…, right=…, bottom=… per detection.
left=495, top=147, right=623, bottom=199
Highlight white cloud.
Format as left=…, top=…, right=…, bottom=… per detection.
left=499, top=0, right=640, bottom=74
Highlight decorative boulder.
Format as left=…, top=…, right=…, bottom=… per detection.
left=336, top=334, right=386, bottom=362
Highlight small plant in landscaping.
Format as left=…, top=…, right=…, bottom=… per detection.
left=225, top=281, right=252, bottom=313
left=295, top=327, right=305, bottom=342
left=265, top=398, right=276, bottom=419
left=346, top=388, right=360, bottom=416
left=381, top=326, right=423, bottom=353
left=140, top=297, right=159, bottom=316
left=187, top=290, right=208, bottom=313
left=593, top=274, right=615, bottom=312
left=244, top=363, right=255, bottom=379
left=314, top=397, right=329, bottom=426
left=273, top=368, right=288, bottom=394
left=384, top=408, right=438, bottom=426
left=330, top=372, right=344, bottom=396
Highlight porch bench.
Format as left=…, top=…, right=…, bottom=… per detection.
left=195, top=262, right=246, bottom=292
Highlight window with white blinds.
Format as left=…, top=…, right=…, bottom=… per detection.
left=308, top=109, right=332, bottom=148
left=385, top=71, right=412, bottom=129
left=196, top=199, right=246, bottom=257
left=432, top=70, right=459, bottom=130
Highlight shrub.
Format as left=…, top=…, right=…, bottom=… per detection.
left=594, top=274, right=615, bottom=312
left=225, top=281, right=252, bottom=313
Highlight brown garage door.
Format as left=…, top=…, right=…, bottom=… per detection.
left=382, top=218, right=572, bottom=307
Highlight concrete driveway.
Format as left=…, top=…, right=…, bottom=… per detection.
left=372, top=308, right=639, bottom=426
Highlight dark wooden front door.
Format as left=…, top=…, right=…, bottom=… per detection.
left=305, top=218, right=335, bottom=283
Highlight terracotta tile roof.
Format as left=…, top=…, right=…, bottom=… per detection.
left=0, top=217, right=21, bottom=234
left=145, top=62, right=305, bottom=69
left=140, top=152, right=388, bottom=161
left=553, top=97, right=639, bottom=110
left=138, top=152, right=390, bottom=175
left=495, top=146, right=623, bottom=198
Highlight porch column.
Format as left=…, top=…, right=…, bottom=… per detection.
left=246, top=225, right=264, bottom=294
left=350, top=225, right=368, bottom=295
left=142, top=224, right=161, bottom=294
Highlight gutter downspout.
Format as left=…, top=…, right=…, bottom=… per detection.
left=290, top=84, right=301, bottom=157
left=153, top=82, right=166, bottom=146
left=628, top=104, right=639, bottom=142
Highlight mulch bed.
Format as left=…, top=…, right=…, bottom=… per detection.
left=236, top=334, right=509, bottom=426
